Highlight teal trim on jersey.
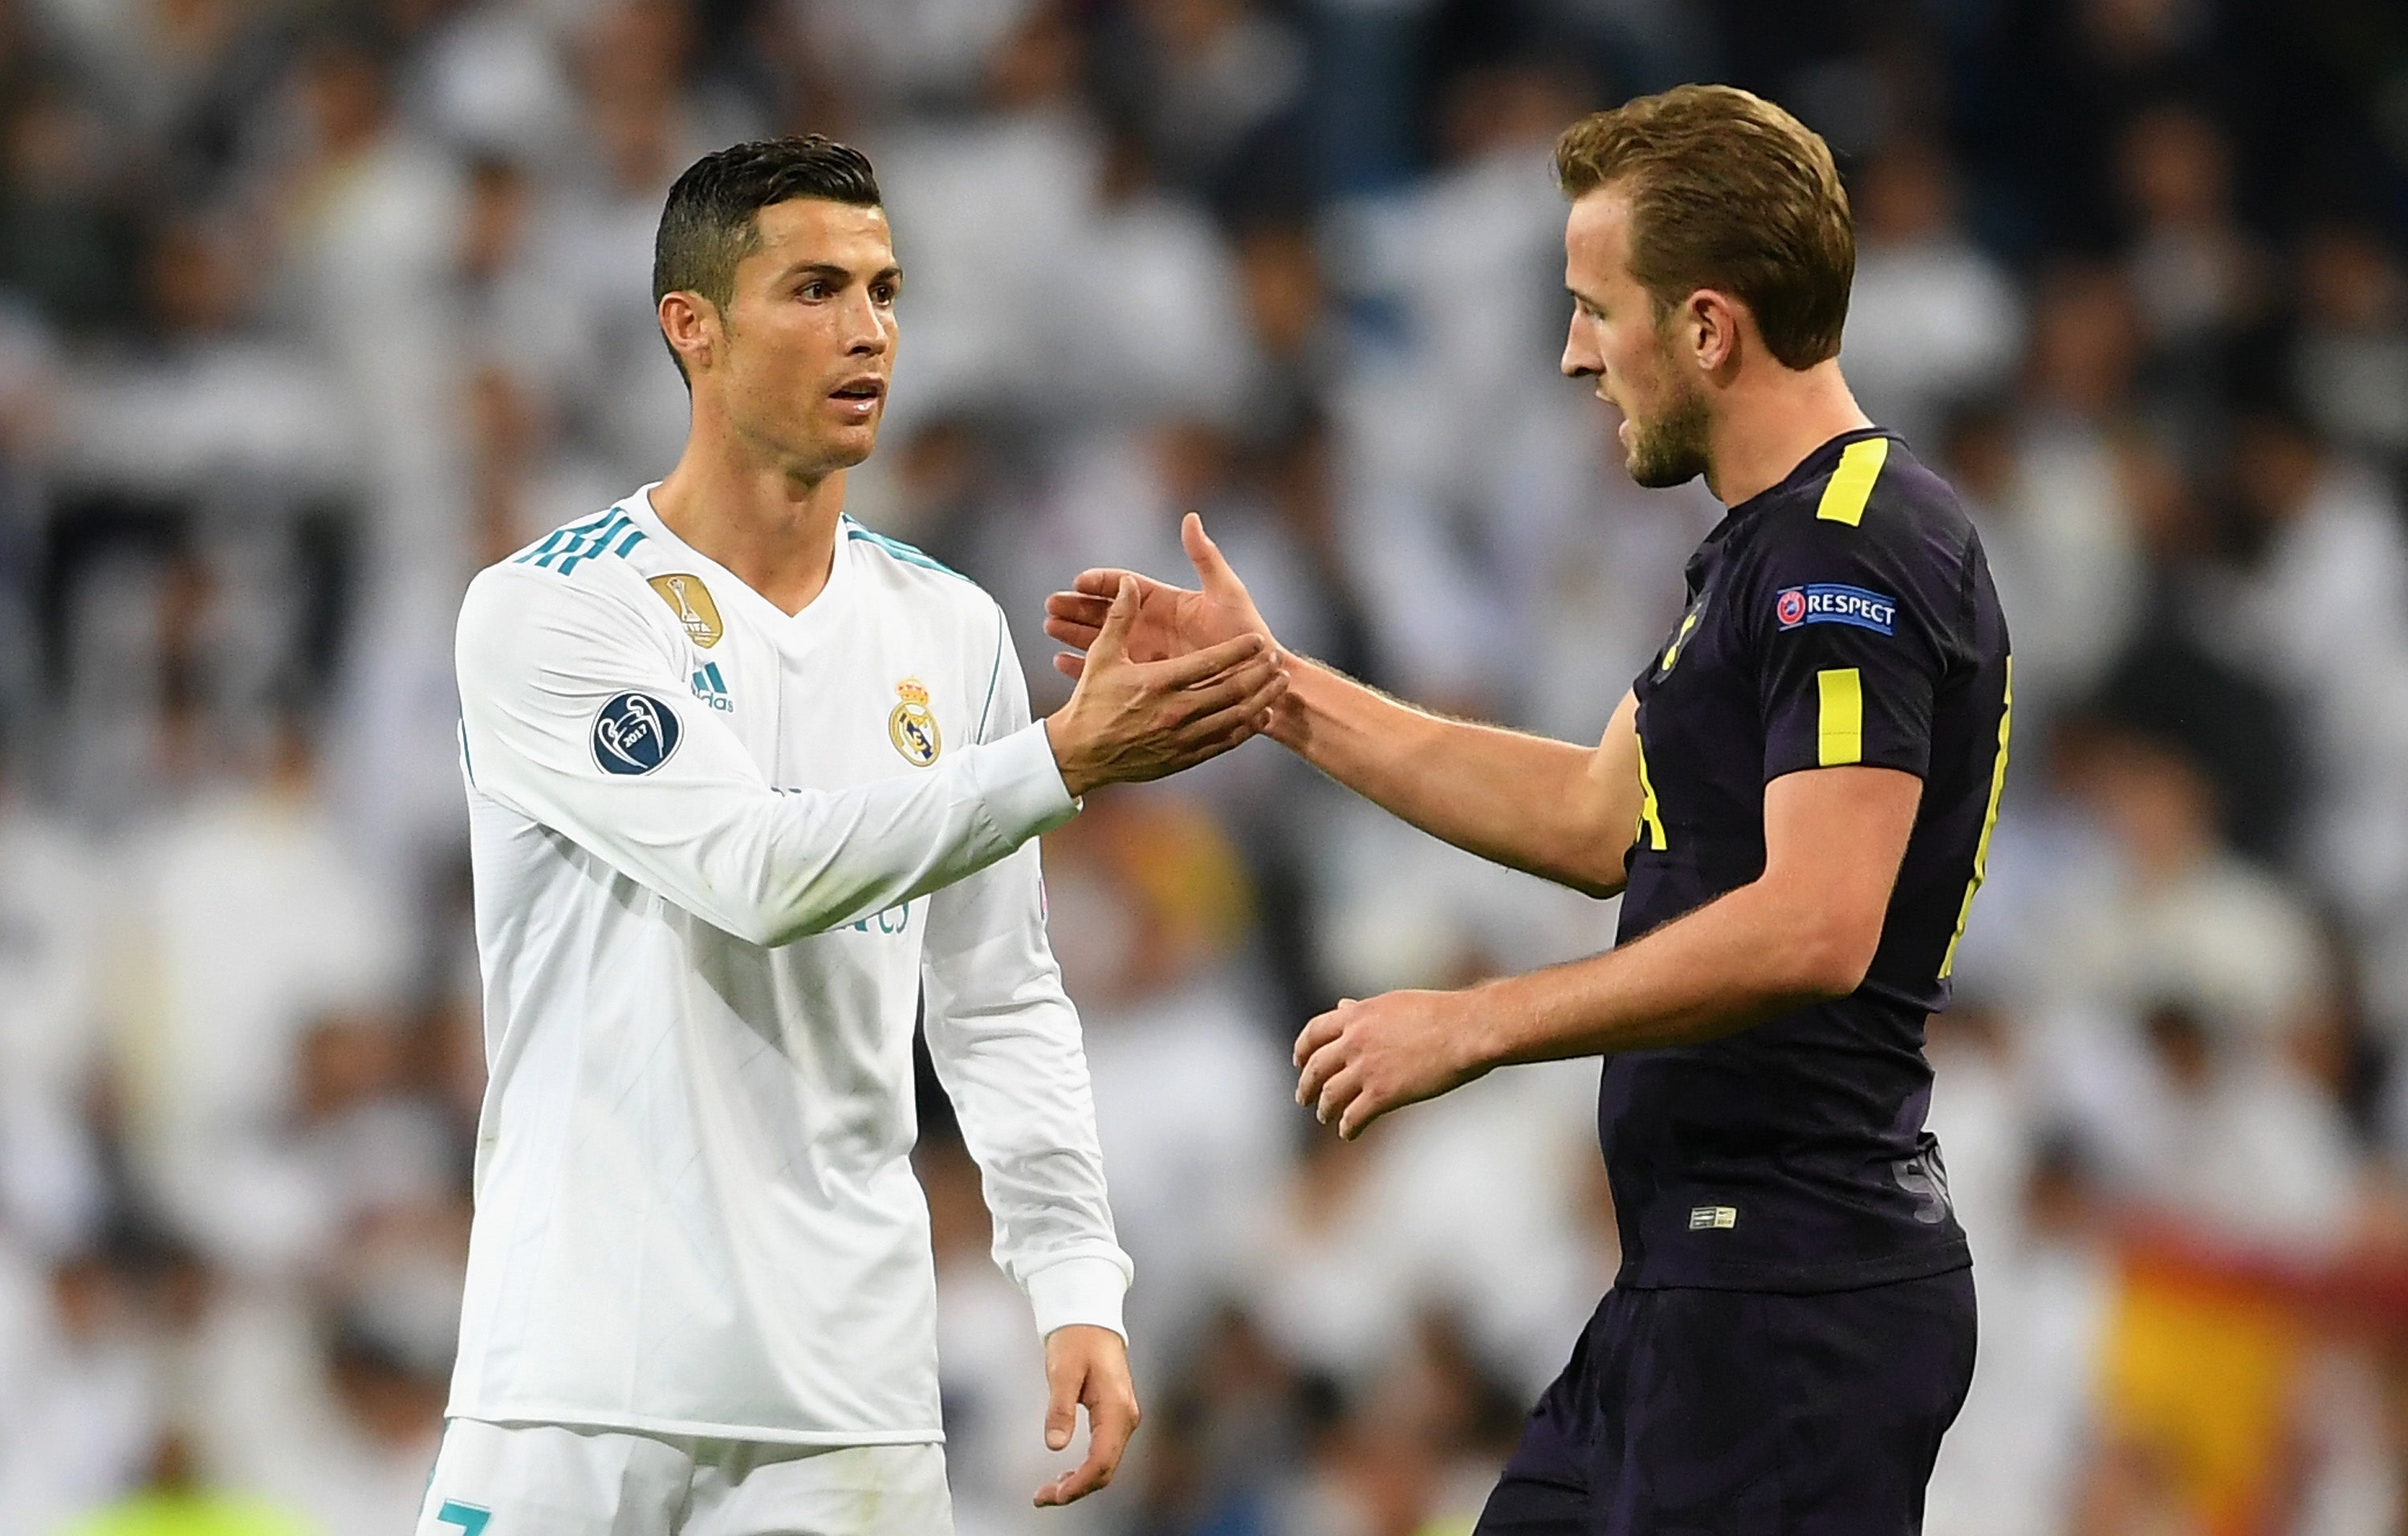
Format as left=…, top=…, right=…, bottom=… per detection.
left=458, top=720, right=475, bottom=788
left=515, top=507, right=618, bottom=566
left=844, top=520, right=968, bottom=581
left=519, top=510, right=649, bottom=576
left=435, top=1502, right=490, bottom=1536
left=977, top=605, right=1006, bottom=741
left=550, top=512, right=647, bottom=574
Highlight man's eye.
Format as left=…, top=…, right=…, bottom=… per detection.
left=799, top=283, right=826, bottom=300
left=872, top=285, right=897, bottom=304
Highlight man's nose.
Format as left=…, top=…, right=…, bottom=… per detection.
left=843, top=292, right=890, bottom=354
left=1561, top=312, right=1597, bottom=379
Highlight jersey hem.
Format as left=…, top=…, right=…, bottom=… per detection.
left=1613, top=1237, right=1970, bottom=1296
left=448, top=1406, right=946, bottom=1448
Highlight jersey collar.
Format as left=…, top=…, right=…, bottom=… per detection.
left=1684, top=428, right=1894, bottom=591
left=628, top=483, right=857, bottom=650
left=1723, top=427, right=1896, bottom=521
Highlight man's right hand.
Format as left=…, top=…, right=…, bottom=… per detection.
left=1042, top=570, right=1287, bottom=798
left=1042, top=514, right=1278, bottom=676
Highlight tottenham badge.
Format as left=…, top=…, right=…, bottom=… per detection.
left=648, top=573, right=724, bottom=648
left=889, top=678, right=941, bottom=766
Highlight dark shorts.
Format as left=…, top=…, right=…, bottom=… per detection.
left=1474, top=1268, right=1976, bottom=1536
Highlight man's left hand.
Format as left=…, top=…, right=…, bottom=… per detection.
left=1294, top=989, right=1495, bottom=1140
left=1033, top=1324, right=1140, bottom=1508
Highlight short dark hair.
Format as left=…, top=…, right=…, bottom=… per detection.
left=1555, top=85, right=1853, bottom=370
left=653, top=136, right=883, bottom=370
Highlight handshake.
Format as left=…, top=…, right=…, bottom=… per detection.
left=1036, top=513, right=1483, bottom=1150
left=1037, top=512, right=1294, bottom=798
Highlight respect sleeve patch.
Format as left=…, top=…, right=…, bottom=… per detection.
left=1774, top=584, right=1897, bottom=635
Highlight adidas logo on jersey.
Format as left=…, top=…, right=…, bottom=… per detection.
left=691, top=661, right=732, bottom=712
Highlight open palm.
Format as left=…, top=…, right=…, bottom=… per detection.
left=1043, top=513, right=1275, bottom=677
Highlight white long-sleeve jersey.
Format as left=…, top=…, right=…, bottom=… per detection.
left=448, top=487, right=1130, bottom=1444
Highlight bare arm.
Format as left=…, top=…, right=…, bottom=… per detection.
left=1272, top=665, right=1641, bottom=897
left=1294, top=764, right=1922, bottom=1137
left=1043, top=514, right=1640, bottom=896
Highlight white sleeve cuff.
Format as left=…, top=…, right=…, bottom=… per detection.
left=1024, top=1254, right=1131, bottom=1341
left=970, top=721, right=1079, bottom=844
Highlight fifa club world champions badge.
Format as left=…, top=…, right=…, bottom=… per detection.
left=648, top=572, right=725, bottom=648
left=889, top=677, right=941, bottom=766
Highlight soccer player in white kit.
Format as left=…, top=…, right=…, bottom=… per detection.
left=419, top=137, right=1288, bottom=1536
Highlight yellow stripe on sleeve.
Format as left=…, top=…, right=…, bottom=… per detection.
left=1816, top=669, right=1863, bottom=765
left=1633, top=736, right=1668, bottom=851
left=1940, top=656, right=2013, bottom=980
left=1816, top=437, right=1889, bottom=526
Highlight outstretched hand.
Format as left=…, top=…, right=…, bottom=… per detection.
left=1043, top=513, right=1278, bottom=681
left=1040, top=572, right=1287, bottom=797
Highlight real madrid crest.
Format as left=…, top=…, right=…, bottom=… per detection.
left=889, top=678, right=941, bottom=766
left=647, top=573, right=724, bottom=649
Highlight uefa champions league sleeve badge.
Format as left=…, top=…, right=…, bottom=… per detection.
left=888, top=678, right=942, bottom=766
left=592, top=691, right=683, bottom=775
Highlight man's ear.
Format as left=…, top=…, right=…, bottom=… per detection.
left=659, top=290, right=716, bottom=377
left=1685, top=288, right=1745, bottom=377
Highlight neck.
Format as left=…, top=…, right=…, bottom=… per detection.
left=1702, top=359, right=1874, bottom=507
left=650, top=414, right=849, bottom=617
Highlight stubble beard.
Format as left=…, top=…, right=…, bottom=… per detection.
left=727, top=375, right=881, bottom=479
left=1622, top=377, right=1713, bottom=490
left=714, top=326, right=885, bottom=478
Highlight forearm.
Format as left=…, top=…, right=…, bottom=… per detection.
left=923, top=1017, right=1132, bottom=1333
left=1294, top=768, right=1918, bottom=1142
left=476, top=717, right=1076, bottom=949
left=1271, top=658, right=1625, bottom=894
left=1473, top=877, right=1862, bottom=1064
left=462, top=571, right=1086, bottom=950
left=737, top=725, right=1080, bottom=944
left=921, top=845, right=1131, bottom=1336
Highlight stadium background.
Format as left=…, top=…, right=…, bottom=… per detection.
left=2, top=0, right=2408, bottom=1531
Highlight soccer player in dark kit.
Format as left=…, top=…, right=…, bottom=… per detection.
left=1043, top=84, right=2009, bottom=1533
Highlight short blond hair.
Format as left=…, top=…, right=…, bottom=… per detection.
left=1555, top=84, right=1853, bottom=369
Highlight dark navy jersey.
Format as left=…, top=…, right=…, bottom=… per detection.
left=1605, top=428, right=2011, bottom=1294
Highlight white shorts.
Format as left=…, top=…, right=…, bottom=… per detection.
left=414, top=1418, right=955, bottom=1536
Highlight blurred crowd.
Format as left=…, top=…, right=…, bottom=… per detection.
left=2, top=0, right=2407, bottom=1533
